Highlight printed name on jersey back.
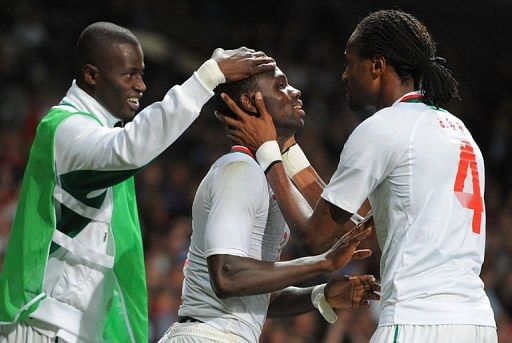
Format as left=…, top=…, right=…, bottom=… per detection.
left=437, top=115, right=464, bottom=133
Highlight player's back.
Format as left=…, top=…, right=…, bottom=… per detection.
left=365, top=95, right=495, bottom=327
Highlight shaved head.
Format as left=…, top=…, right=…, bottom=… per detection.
left=75, top=22, right=140, bottom=77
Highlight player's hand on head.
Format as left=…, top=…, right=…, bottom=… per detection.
left=216, top=92, right=277, bottom=150
left=325, top=275, right=381, bottom=309
left=212, top=47, right=276, bottom=83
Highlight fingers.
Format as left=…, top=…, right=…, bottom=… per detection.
left=215, top=47, right=276, bottom=82
left=215, top=111, right=240, bottom=128
left=221, top=93, right=252, bottom=121
left=351, top=248, right=372, bottom=260
left=253, top=92, right=272, bottom=120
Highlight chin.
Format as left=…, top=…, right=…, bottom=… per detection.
left=348, top=99, right=367, bottom=112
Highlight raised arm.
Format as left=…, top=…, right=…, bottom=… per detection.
left=282, top=138, right=372, bottom=233
left=57, top=48, right=276, bottom=191
left=217, top=92, right=372, bottom=254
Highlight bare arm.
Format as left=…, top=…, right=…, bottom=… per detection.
left=282, top=138, right=372, bottom=234
left=206, top=224, right=372, bottom=299
left=218, top=93, right=373, bottom=254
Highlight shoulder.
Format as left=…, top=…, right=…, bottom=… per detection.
left=208, top=153, right=269, bottom=204
left=351, top=104, right=425, bottom=146
left=54, top=112, right=106, bottom=149
left=213, top=153, right=265, bottom=184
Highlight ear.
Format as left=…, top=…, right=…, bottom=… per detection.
left=240, top=93, right=258, bottom=114
left=370, top=54, right=386, bottom=79
left=82, top=64, right=99, bottom=87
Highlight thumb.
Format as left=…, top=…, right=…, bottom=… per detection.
left=352, top=249, right=372, bottom=260
left=254, top=92, right=273, bottom=122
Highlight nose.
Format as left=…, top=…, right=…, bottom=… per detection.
left=135, top=75, right=147, bottom=93
left=341, top=69, right=348, bottom=83
left=290, top=86, right=301, bottom=98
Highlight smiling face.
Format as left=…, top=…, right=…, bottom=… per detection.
left=93, top=42, right=146, bottom=121
left=341, top=32, right=380, bottom=112
left=255, top=67, right=305, bottom=138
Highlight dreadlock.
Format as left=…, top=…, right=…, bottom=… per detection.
left=352, top=10, right=459, bottom=107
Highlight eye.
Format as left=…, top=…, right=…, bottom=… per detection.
left=277, top=82, right=286, bottom=90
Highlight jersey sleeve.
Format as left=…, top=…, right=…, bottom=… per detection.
left=54, top=72, right=214, bottom=189
left=204, top=161, right=267, bottom=258
left=322, top=112, right=406, bottom=213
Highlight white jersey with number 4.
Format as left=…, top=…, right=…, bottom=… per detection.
left=322, top=92, right=495, bottom=327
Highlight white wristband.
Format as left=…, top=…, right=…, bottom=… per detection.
left=311, top=284, right=337, bottom=324
left=255, top=141, right=282, bottom=172
left=350, top=212, right=365, bottom=225
left=195, top=59, right=226, bottom=91
left=282, top=144, right=311, bottom=177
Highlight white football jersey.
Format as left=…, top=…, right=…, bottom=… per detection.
left=179, top=151, right=289, bottom=342
left=322, top=92, right=495, bottom=327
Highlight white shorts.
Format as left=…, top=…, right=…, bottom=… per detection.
left=0, top=321, right=55, bottom=343
left=370, top=324, right=497, bottom=343
left=158, top=322, right=247, bottom=343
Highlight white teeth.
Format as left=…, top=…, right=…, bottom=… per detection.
left=293, top=105, right=302, bottom=109
left=128, top=98, right=139, bottom=105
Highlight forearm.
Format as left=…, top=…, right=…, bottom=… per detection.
left=57, top=61, right=221, bottom=178
left=282, top=143, right=325, bottom=209
left=266, top=163, right=318, bottom=247
left=207, top=254, right=329, bottom=298
left=267, top=286, right=315, bottom=318
left=290, top=166, right=325, bottom=208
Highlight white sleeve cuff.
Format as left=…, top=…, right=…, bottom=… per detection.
left=282, top=144, right=311, bottom=177
left=311, top=284, right=337, bottom=324
left=255, top=141, right=282, bottom=172
left=195, top=59, right=226, bottom=91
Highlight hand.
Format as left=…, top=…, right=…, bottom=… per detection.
left=323, top=217, right=373, bottom=272
left=325, top=275, right=381, bottom=309
left=216, top=91, right=277, bottom=150
left=211, top=47, right=276, bottom=82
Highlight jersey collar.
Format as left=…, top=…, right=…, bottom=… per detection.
left=230, top=145, right=256, bottom=158
left=393, top=91, right=423, bottom=106
left=60, top=80, right=120, bottom=128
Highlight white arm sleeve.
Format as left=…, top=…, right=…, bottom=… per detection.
left=55, top=66, right=221, bottom=175
left=204, top=161, right=268, bottom=258
left=322, top=112, right=405, bottom=213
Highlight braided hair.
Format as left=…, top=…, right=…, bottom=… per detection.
left=351, top=10, right=459, bottom=107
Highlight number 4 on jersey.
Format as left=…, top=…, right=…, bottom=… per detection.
left=453, top=141, right=483, bottom=234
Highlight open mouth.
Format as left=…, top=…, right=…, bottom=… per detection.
left=127, top=98, right=140, bottom=111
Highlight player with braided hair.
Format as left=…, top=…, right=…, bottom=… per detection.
left=347, top=9, right=459, bottom=109
left=218, top=9, right=497, bottom=343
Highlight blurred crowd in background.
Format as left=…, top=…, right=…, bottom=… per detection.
left=1, top=1, right=512, bottom=342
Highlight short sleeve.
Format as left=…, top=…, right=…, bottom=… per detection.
left=204, top=160, right=268, bottom=258
left=322, top=113, right=405, bottom=213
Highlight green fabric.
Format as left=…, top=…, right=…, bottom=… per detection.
left=103, top=178, right=148, bottom=342
left=0, top=106, right=148, bottom=342
left=393, top=325, right=400, bottom=343
left=0, top=108, right=70, bottom=323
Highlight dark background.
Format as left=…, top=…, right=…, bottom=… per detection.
left=1, top=1, right=511, bottom=341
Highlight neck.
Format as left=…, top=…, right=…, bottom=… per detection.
left=375, top=74, right=415, bottom=110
